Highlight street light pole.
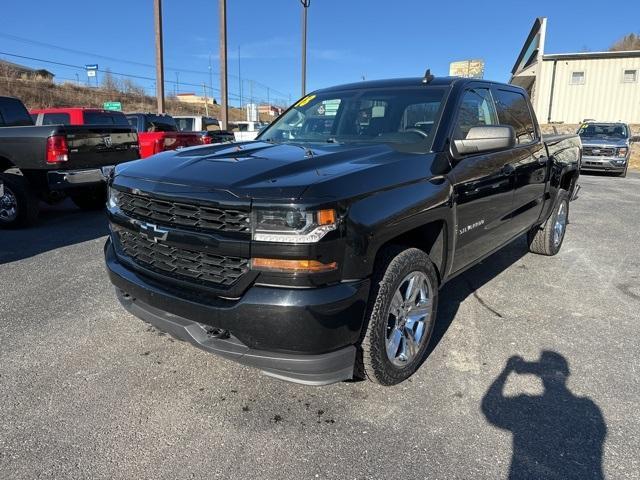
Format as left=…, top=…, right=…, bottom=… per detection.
left=219, top=0, right=229, bottom=130
left=301, top=0, right=310, bottom=97
left=153, top=0, right=165, bottom=114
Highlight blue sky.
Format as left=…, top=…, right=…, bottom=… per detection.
left=2, top=0, right=639, bottom=107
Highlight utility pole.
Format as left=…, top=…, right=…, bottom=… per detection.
left=208, top=53, right=213, bottom=104
left=266, top=87, right=270, bottom=121
left=301, top=0, right=310, bottom=96
left=202, top=83, right=209, bottom=116
left=153, top=0, right=165, bottom=113
left=219, top=0, right=229, bottom=130
left=238, top=45, right=243, bottom=110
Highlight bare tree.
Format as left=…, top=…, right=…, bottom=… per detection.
left=102, top=68, right=119, bottom=91
left=610, top=33, right=640, bottom=51
left=121, top=78, right=145, bottom=96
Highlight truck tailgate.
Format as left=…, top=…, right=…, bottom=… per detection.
left=64, top=125, right=139, bottom=169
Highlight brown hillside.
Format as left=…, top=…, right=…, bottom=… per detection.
left=0, top=76, right=259, bottom=122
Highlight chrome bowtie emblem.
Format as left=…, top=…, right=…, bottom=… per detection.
left=104, top=136, right=113, bottom=148
left=591, top=149, right=600, bottom=154
left=139, top=222, right=169, bottom=243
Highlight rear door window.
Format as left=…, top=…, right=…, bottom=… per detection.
left=42, top=113, right=71, bottom=125
left=493, top=89, right=537, bottom=144
left=452, top=88, right=498, bottom=140
left=0, top=98, right=33, bottom=126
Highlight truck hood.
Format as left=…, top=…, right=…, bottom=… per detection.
left=115, top=141, right=427, bottom=201
left=580, top=137, right=628, bottom=147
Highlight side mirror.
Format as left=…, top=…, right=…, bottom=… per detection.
left=453, top=125, right=516, bottom=158
left=630, top=135, right=640, bottom=143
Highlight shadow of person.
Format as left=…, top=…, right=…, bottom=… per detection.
left=481, top=351, right=607, bottom=480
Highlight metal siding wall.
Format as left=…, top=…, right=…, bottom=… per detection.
left=541, top=57, right=640, bottom=124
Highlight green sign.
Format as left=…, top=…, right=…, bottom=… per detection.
left=103, top=102, right=122, bottom=111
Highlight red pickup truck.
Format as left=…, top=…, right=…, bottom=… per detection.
left=30, top=108, right=202, bottom=159
left=125, top=113, right=203, bottom=158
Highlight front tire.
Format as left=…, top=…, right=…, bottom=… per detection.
left=527, top=189, right=569, bottom=256
left=70, top=186, right=107, bottom=211
left=0, top=172, right=39, bottom=228
left=359, top=247, right=439, bottom=385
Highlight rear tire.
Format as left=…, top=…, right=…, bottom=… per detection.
left=359, top=247, right=439, bottom=385
left=0, top=172, right=39, bottom=228
left=70, top=186, right=107, bottom=211
left=527, top=189, right=569, bottom=256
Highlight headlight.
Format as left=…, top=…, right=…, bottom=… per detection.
left=252, top=208, right=337, bottom=243
left=107, top=186, right=119, bottom=210
left=617, top=147, right=628, bottom=157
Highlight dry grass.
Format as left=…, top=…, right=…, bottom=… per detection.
left=0, top=76, right=262, bottom=122
left=540, top=123, right=640, bottom=172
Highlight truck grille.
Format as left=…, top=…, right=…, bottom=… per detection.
left=583, top=146, right=616, bottom=157
left=117, top=230, right=249, bottom=288
left=117, top=191, right=250, bottom=234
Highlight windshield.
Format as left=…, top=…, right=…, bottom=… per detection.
left=259, top=87, right=446, bottom=151
left=578, top=123, right=628, bottom=139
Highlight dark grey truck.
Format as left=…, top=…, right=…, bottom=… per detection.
left=0, top=96, right=139, bottom=227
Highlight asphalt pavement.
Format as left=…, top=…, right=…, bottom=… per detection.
left=1, top=172, right=639, bottom=479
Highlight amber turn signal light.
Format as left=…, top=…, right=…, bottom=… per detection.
left=251, top=258, right=337, bottom=273
left=316, top=209, right=336, bottom=226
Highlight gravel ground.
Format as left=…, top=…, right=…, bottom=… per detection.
left=1, top=172, right=639, bottom=480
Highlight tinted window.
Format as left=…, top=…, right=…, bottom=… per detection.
left=126, top=115, right=139, bottom=130
left=30, top=113, right=38, bottom=123
left=0, top=98, right=33, bottom=126
left=144, top=115, right=177, bottom=132
left=175, top=118, right=194, bottom=131
left=494, top=89, right=536, bottom=144
left=453, top=88, right=498, bottom=140
left=42, top=113, right=71, bottom=125
left=83, top=111, right=129, bottom=126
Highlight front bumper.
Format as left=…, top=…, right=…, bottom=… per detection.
left=580, top=156, right=627, bottom=172
left=104, top=239, right=369, bottom=385
left=48, top=165, right=114, bottom=190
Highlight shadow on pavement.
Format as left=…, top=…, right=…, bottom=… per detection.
left=481, top=352, right=606, bottom=479
left=0, top=199, right=108, bottom=264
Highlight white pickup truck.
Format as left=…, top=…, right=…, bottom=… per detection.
left=231, top=121, right=268, bottom=142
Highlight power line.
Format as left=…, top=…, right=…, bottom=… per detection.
left=0, top=32, right=290, bottom=99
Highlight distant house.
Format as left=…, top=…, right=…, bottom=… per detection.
left=258, top=104, right=284, bottom=117
left=175, top=92, right=216, bottom=106
left=0, top=59, right=55, bottom=81
left=510, top=18, right=640, bottom=124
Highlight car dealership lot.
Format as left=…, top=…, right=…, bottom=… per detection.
left=1, top=173, right=639, bottom=479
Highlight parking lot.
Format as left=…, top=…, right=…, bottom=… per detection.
left=1, top=172, right=639, bottom=479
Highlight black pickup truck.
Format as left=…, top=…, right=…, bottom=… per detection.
left=0, top=96, right=139, bottom=227
left=104, top=76, right=581, bottom=386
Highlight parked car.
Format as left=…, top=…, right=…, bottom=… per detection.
left=577, top=122, right=637, bottom=177
left=104, top=75, right=581, bottom=385
left=173, top=115, right=234, bottom=144
left=125, top=113, right=203, bottom=158
left=230, top=120, right=268, bottom=141
left=30, top=107, right=131, bottom=127
left=0, top=96, right=139, bottom=227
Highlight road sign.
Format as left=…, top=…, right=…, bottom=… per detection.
left=85, top=64, right=98, bottom=78
left=103, top=102, right=122, bottom=111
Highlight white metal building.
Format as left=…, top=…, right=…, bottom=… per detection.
left=510, top=18, right=640, bottom=124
